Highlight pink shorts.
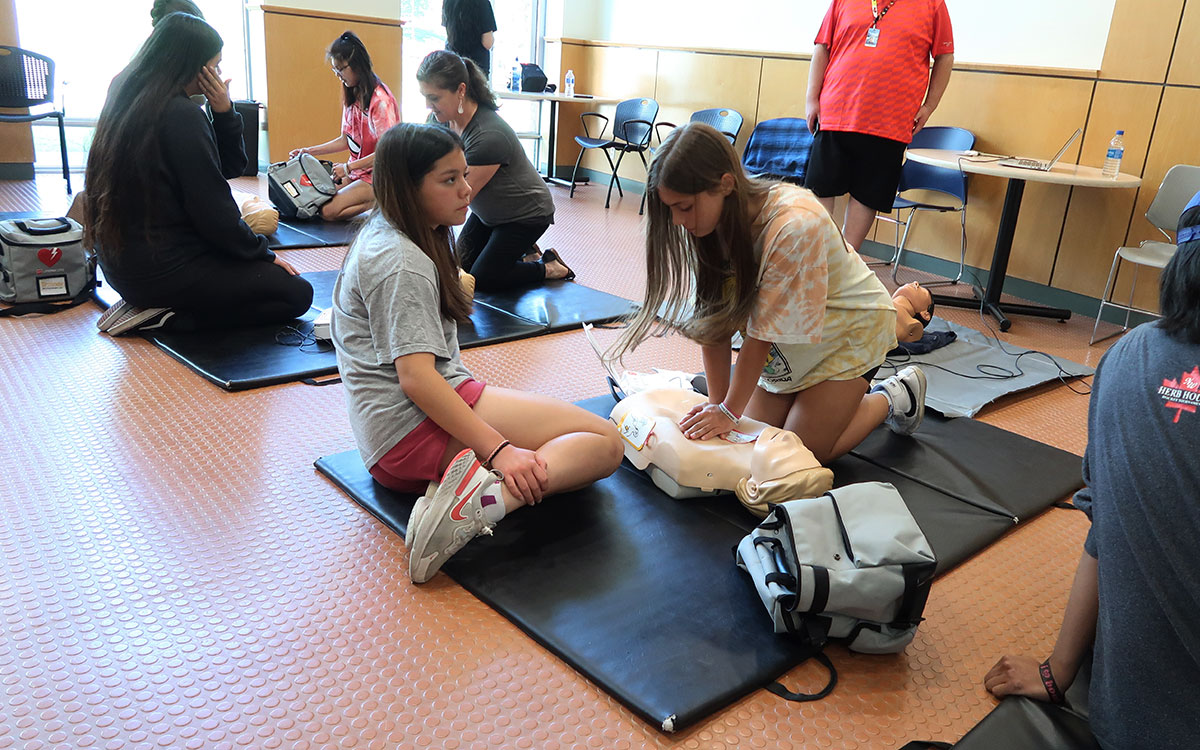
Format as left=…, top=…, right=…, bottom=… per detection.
left=368, top=378, right=487, bottom=493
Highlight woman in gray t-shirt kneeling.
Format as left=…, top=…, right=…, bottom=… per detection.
left=417, top=50, right=574, bottom=291
left=331, top=123, right=623, bottom=584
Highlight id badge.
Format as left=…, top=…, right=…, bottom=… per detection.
left=617, top=411, right=655, bottom=451
left=865, top=27, right=880, bottom=47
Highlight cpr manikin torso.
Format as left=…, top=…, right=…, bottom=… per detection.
left=610, top=388, right=833, bottom=515
left=893, top=281, right=934, bottom=343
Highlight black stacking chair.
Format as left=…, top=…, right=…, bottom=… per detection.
left=569, top=97, right=658, bottom=214
left=0, top=46, right=70, bottom=193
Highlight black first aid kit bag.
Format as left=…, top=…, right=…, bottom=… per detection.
left=0, top=216, right=96, bottom=316
left=520, top=63, right=549, bottom=93
left=267, top=153, right=338, bottom=220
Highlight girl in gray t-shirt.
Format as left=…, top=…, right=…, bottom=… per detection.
left=331, top=123, right=623, bottom=584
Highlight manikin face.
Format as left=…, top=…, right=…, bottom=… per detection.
left=418, top=148, right=473, bottom=228
left=656, top=174, right=735, bottom=238
left=419, top=81, right=466, bottom=124
left=896, top=281, right=934, bottom=324
left=183, top=52, right=222, bottom=96
left=331, top=57, right=358, bottom=88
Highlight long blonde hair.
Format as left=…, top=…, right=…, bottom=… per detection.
left=612, top=122, right=773, bottom=359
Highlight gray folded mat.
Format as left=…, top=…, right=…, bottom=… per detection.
left=314, top=394, right=1083, bottom=730
left=881, top=318, right=1094, bottom=418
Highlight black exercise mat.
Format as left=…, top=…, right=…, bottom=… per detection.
left=458, top=304, right=547, bottom=348
left=275, top=218, right=361, bottom=248
left=954, top=660, right=1095, bottom=749
left=848, top=413, right=1083, bottom=522
left=315, top=448, right=819, bottom=733
left=476, top=281, right=637, bottom=332
left=130, top=271, right=339, bottom=391
left=267, top=222, right=330, bottom=250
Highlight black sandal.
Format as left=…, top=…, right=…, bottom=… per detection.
left=540, top=248, right=576, bottom=281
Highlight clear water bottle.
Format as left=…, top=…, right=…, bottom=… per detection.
left=510, top=58, right=521, bottom=92
left=1102, top=129, right=1125, bottom=179
left=565, top=69, right=575, bottom=97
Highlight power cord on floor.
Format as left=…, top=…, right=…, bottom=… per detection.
left=880, top=269, right=1092, bottom=396
left=274, top=324, right=333, bottom=353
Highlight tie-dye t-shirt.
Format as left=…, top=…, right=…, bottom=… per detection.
left=747, top=183, right=896, bottom=392
left=341, top=82, right=400, bottom=184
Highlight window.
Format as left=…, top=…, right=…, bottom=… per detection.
left=14, top=0, right=250, bottom=171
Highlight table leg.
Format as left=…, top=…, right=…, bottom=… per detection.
left=931, top=177, right=1071, bottom=332
left=545, top=99, right=589, bottom=188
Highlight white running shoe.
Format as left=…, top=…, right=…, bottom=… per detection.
left=103, top=303, right=174, bottom=336
left=871, top=365, right=927, bottom=435
left=406, top=449, right=501, bottom=584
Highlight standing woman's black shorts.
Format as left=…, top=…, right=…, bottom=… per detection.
left=804, top=130, right=908, bottom=214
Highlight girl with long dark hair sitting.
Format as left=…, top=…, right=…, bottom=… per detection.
left=289, top=31, right=399, bottom=221
left=88, top=13, right=312, bottom=335
left=330, top=123, right=621, bottom=583
left=416, top=50, right=572, bottom=290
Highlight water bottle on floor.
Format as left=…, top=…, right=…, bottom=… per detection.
left=1102, top=130, right=1125, bottom=179
left=510, top=58, right=521, bottom=92
left=565, top=69, right=575, bottom=97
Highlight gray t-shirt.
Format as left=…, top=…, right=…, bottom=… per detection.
left=1072, top=322, right=1200, bottom=750
left=460, top=105, right=555, bottom=226
left=331, top=213, right=473, bottom=468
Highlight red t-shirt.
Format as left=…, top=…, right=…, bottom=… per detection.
left=814, top=0, right=954, bottom=143
left=341, top=82, right=400, bottom=184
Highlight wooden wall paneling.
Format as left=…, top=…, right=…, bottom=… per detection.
left=754, top=58, right=810, bottom=123
left=893, top=71, right=1093, bottom=285
left=263, top=11, right=403, bottom=163
left=1051, top=81, right=1161, bottom=297
left=653, top=50, right=762, bottom=154
left=0, top=0, right=34, bottom=167
left=1111, top=85, right=1200, bottom=311
left=553, top=44, right=659, bottom=190
left=1099, top=0, right=1183, bottom=83
left=1167, top=0, right=1200, bottom=85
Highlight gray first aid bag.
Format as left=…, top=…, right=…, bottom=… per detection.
left=736, top=482, right=936, bottom=657
left=267, top=153, right=338, bottom=220
left=0, top=216, right=95, bottom=316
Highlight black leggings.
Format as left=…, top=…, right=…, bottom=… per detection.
left=455, top=214, right=550, bottom=292
left=106, top=255, right=314, bottom=332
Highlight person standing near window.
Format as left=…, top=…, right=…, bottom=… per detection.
left=442, top=0, right=497, bottom=79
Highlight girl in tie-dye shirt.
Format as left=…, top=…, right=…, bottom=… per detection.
left=614, top=122, right=928, bottom=464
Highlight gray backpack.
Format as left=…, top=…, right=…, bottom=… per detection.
left=736, top=482, right=936, bottom=656
left=0, top=216, right=95, bottom=316
left=267, top=153, right=338, bottom=220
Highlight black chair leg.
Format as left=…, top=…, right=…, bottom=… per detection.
left=637, top=149, right=651, bottom=215
left=605, top=148, right=627, bottom=209
left=56, top=114, right=71, bottom=194
left=569, top=148, right=587, bottom=198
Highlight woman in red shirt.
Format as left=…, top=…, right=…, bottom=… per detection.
left=290, top=31, right=400, bottom=221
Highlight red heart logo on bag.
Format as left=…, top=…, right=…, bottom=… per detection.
left=299, top=174, right=313, bottom=187
left=37, top=247, right=62, bottom=267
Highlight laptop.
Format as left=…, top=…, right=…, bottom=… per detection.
left=998, top=128, right=1082, bottom=171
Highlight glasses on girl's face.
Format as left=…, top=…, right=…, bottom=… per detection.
left=332, top=63, right=350, bottom=76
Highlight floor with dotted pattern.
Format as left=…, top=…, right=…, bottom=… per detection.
left=0, top=171, right=1116, bottom=749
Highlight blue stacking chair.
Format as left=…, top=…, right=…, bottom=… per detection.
left=639, top=108, right=745, bottom=213
left=878, top=126, right=975, bottom=286
left=569, top=97, right=658, bottom=214
left=740, top=117, right=814, bottom=184
left=0, top=46, right=70, bottom=193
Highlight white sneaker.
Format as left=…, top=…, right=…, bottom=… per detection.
left=96, top=299, right=134, bottom=331
left=871, top=365, right=927, bottom=435
left=406, top=449, right=501, bottom=584
left=104, top=304, right=174, bottom=336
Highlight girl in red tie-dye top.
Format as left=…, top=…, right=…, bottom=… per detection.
left=289, top=31, right=399, bottom=221
left=613, top=123, right=929, bottom=465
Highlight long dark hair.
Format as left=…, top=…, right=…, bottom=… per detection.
left=368, top=123, right=472, bottom=323
left=1159, top=196, right=1200, bottom=345
left=84, top=13, right=222, bottom=254
left=328, top=31, right=380, bottom=111
left=150, top=0, right=203, bottom=25
left=612, top=122, right=773, bottom=359
left=416, top=49, right=497, bottom=111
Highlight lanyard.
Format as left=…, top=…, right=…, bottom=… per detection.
left=870, top=0, right=898, bottom=27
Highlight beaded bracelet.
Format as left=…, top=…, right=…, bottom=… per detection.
left=483, top=440, right=511, bottom=470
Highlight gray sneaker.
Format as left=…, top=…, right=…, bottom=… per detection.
left=871, top=365, right=927, bottom=435
left=406, top=449, right=500, bottom=584
left=104, top=304, right=174, bottom=336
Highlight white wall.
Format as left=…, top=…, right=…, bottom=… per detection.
left=556, top=0, right=1118, bottom=70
